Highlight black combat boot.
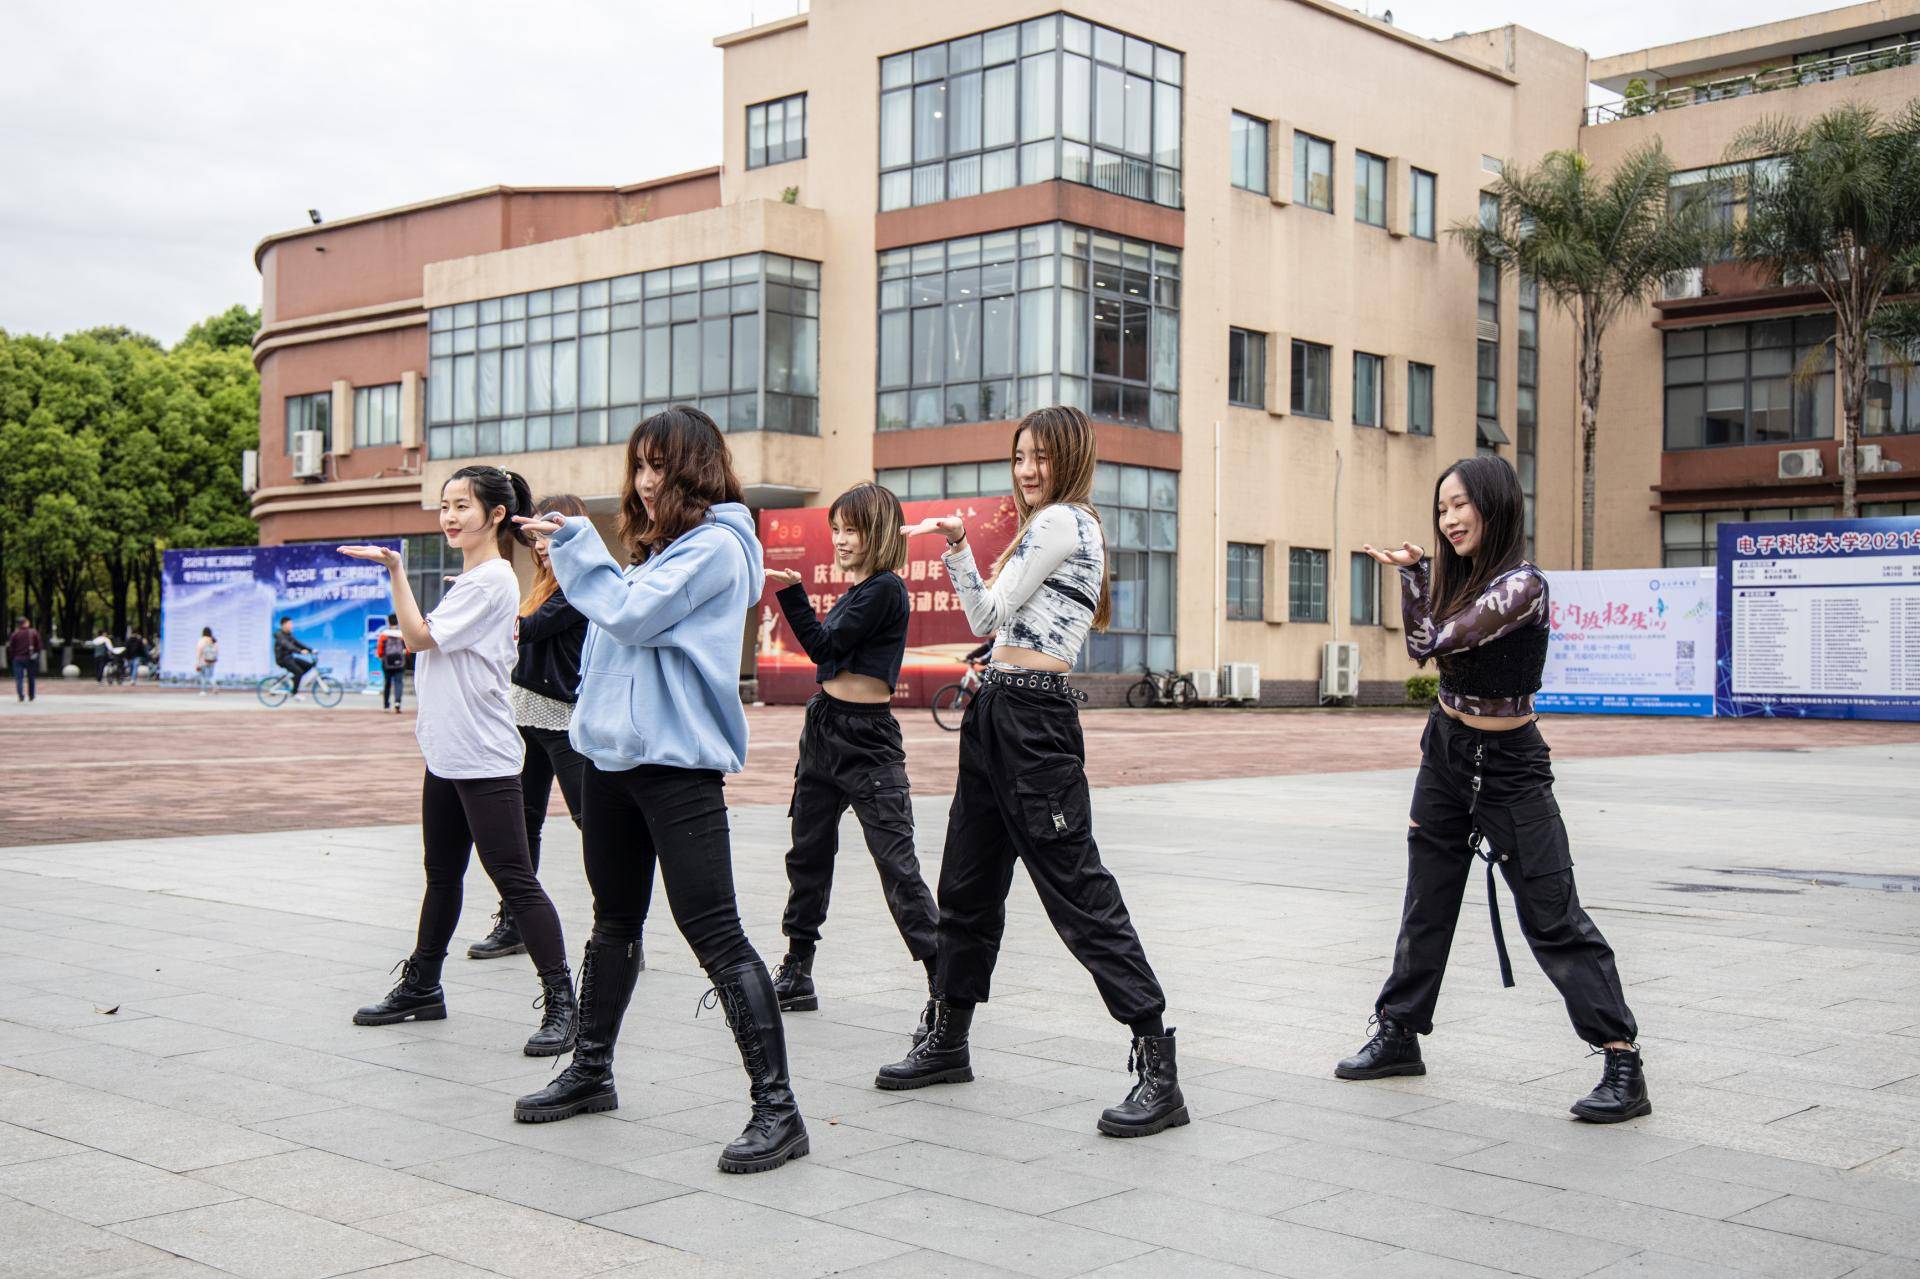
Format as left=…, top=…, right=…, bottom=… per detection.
left=1570, top=1046, right=1652, bottom=1123
left=523, top=963, right=578, bottom=1057
left=353, top=955, right=446, bottom=1026
left=1334, top=1014, right=1425, bottom=1080
left=772, top=948, right=817, bottom=1013
left=514, top=938, right=640, bottom=1122
left=704, top=962, right=809, bottom=1174
left=910, top=964, right=941, bottom=1048
left=1098, top=1029, right=1190, bottom=1137
left=467, top=906, right=525, bottom=960
left=874, top=1000, right=973, bottom=1090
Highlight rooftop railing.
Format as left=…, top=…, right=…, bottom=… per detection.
left=1587, top=39, right=1920, bottom=126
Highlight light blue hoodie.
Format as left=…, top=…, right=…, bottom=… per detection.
left=546, top=503, right=762, bottom=773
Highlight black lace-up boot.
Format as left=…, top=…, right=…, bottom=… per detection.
left=704, top=962, right=809, bottom=1173
left=514, top=938, right=640, bottom=1122
left=523, top=963, right=578, bottom=1057
left=910, top=966, right=941, bottom=1048
left=1334, top=1014, right=1425, bottom=1080
left=772, top=948, right=817, bottom=1013
left=1570, top=1046, right=1652, bottom=1123
left=874, top=999, right=973, bottom=1090
left=1098, top=1028, right=1190, bottom=1137
left=353, top=955, right=446, bottom=1026
left=467, top=906, right=525, bottom=960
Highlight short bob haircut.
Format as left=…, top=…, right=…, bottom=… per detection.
left=829, top=482, right=908, bottom=577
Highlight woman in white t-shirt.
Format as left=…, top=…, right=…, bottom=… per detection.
left=195, top=628, right=219, bottom=694
left=338, top=465, right=577, bottom=1062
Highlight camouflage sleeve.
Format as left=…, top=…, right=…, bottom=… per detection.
left=1403, top=564, right=1545, bottom=661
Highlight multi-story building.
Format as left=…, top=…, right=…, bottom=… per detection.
left=249, top=0, right=1920, bottom=702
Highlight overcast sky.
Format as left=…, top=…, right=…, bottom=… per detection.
left=0, top=0, right=1839, bottom=345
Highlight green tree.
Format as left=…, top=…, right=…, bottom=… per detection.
left=1452, top=144, right=1720, bottom=569
left=1728, top=101, right=1920, bottom=516
left=178, top=305, right=261, bottom=352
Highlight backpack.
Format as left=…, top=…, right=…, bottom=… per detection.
left=379, top=629, right=407, bottom=672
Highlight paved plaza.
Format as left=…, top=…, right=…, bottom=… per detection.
left=2, top=689, right=1919, bottom=1277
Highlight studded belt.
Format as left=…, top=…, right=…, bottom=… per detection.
left=981, top=665, right=1087, bottom=702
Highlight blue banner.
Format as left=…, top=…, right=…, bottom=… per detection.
left=1715, top=517, right=1920, bottom=721
left=161, top=543, right=398, bottom=687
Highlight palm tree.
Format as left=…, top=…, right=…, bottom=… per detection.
left=1452, top=144, right=1718, bottom=569
left=1728, top=101, right=1920, bottom=516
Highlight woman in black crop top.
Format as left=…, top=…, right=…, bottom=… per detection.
left=762, top=483, right=940, bottom=1024
left=1336, top=457, right=1650, bottom=1124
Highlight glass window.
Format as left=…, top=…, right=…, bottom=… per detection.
left=1293, top=132, right=1333, bottom=212
left=1663, top=318, right=1835, bottom=449
left=1350, top=553, right=1380, bottom=625
left=1289, top=548, right=1328, bottom=622
left=1411, top=168, right=1436, bottom=240
left=285, top=390, right=332, bottom=455
left=1291, top=340, right=1330, bottom=417
left=1227, top=542, right=1263, bottom=619
left=1354, top=151, right=1387, bottom=227
left=1477, top=339, right=1498, bottom=420
left=747, top=93, right=807, bottom=169
left=352, top=383, right=401, bottom=448
left=1408, top=362, right=1434, bottom=435
left=1230, top=111, right=1268, bottom=194
left=1228, top=328, right=1265, bottom=408
left=1353, top=352, right=1382, bottom=427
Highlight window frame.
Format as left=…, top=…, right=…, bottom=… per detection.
left=1410, top=167, right=1436, bottom=240
left=1354, top=150, right=1387, bottom=228
left=285, top=391, right=331, bottom=455
left=1288, top=546, right=1328, bottom=623
left=1226, top=541, right=1264, bottom=620
left=1228, top=327, right=1265, bottom=408
left=747, top=93, right=808, bottom=169
left=1350, top=551, right=1380, bottom=625
left=1662, top=317, right=1834, bottom=450
left=1352, top=351, right=1383, bottom=427
left=352, top=382, right=402, bottom=448
left=1292, top=131, right=1334, bottom=213
left=1408, top=361, right=1434, bottom=435
left=1290, top=339, right=1331, bottom=418
left=1230, top=110, right=1269, bottom=195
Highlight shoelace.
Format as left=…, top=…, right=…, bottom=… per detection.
left=696, top=984, right=769, bottom=1077
left=1587, top=1044, right=1640, bottom=1087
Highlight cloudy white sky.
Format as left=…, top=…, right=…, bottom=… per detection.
left=0, top=0, right=1843, bottom=344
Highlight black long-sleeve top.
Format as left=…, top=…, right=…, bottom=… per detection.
left=776, top=573, right=909, bottom=690
left=512, top=587, right=588, bottom=703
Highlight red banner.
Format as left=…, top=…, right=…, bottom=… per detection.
left=756, top=496, right=1020, bottom=706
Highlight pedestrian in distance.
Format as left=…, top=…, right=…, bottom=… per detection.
left=122, top=630, right=151, bottom=687
left=763, top=481, right=939, bottom=1026
left=90, top=627, right=115, bottom=684
left=873, top=405, right=1187, bottom=1140
left=466, top=493, right=610, bottom=967
left=510, top=405, right=808, bottom=1175
left=273, top=618, right=316, bottom=700
left=195, top=627, right=219, bottom=694
left=337, top=465, right=579, bottom=1065
left=377, top=613, right=408, bottom=713
left=9, top=616, right=42, bottom=702
left=1335, top=455, right=1650, bottom=1123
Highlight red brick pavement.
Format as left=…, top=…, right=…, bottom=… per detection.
left=4, top=683, right=1917, bottom=846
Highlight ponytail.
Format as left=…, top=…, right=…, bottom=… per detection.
left=446, top=464, right=533, bottom=555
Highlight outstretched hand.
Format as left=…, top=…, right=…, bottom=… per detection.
left=337, top=545, right=402, bottom=570
left=513, top=513, right=567, bottom=538
left=1361, top=541, right=1426, bottom=568
left=902, top=514, right=965, bottom=545
left=764, top=568, right=804, bottom=587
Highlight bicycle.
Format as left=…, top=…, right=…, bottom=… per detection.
left=930, top=659, right=987, bottom=732
left=1124, top=665, right=1198, bottom=709
left=257, top=664, right=343, bottom=708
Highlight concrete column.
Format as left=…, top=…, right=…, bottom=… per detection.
left=1267, top=331, right=1289, bottom=418
left=1269, top=120, right=1291, bottom=207
left=1384, top=354, right=1408, bottom=434
left=1387, top=157, right=1409, bottom=238
left=400, top=370, right=421, bottom=448
left=1264, top=539, right=1288, bottom=624
left=331, top=380, right=353, bottom=456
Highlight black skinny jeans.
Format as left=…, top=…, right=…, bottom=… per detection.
left=783, top=692, right=938, bottom=959
left=936, top=681, right=1165, bottom=1026
left=1376, top=707, right=1638, bottom=1047
left=282, top=653, right=314, bottom=695
left=417, top=770, right=566, bottom=975
left=520, top=724, right=589, bottom=875
left=579, top=762, right=759, bottom=977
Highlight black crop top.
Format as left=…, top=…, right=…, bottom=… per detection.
left=776, top=573, right=909, bottom=691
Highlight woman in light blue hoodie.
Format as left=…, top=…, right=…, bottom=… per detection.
left=508, top=406, right=807, bottom=1175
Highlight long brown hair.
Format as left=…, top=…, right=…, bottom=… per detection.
left=619, top=406, right=745, bottom=563
left=990, top=405, right=1112, bottom=631
left=831, top=483, right=908, bottom=577
left=1424, top=456, right=1528, bottom=665
left=519, top=493, right=590, bottom=617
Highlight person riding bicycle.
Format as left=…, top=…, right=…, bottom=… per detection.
left=963, top=638, right=992, bottom=667
left=274, top=617, right=318, bottom=697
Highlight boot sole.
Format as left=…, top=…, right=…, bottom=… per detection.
left=1571, top=1098, right=1652, bottom=1124
left=777, top=995, right=819, bottom=1012
left=466, top=943, right=527, bottom=959
left=873, top=1066, right=973, bottom=1091
left=514, top=1089, right=618, bottom=1123
left=353, top=1004, right=446, bottom=1026
left=1098, top=1105, right=1191, bottom=1138
left=524, top=1035, right=579, bottom=1058
left=717, top=1132, right=809, bottom=1174
left=1333, top=1061, right=1425, bottom=1081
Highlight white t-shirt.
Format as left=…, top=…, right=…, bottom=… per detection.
left=414, top=557, right=524, bottom=779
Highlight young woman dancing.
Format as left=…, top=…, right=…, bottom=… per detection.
left=509, top=406, right=807, bottom=1174
left=873, top=405, right=1185, bottom=1139
left=1336, top=455, right=1648, bottom=1123
left=338, top=466, right=577, bottom=1060
left=762, top=482, right=938, bottom=1019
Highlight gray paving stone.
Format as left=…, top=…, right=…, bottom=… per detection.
left=1050, top=1186, right=1394, bottom=1278
left=820, top=1097, right=1104, bottom=1162
left=1445, top=1140, right=1783, bottom=1218
left=621, top=1139, right=903, bottom=1216
left=0, top=1118, right=83, bottom=1166
left=452, top=1105, right=711, bottom=1166
left=1577, top=1253, right=1770, bottom=1279
left=1500, top=1189, right=1876, bottom=1278
left=407, top=1144, right=690, bottom=1219
left=190, top=1148, right=473, bottom=1224
left=0, top=1198, right=182, bottom=1279
left=1280, top=1188, right=1638, bottom=1279
left=836, top=1141, right=1132, bottom=1215
left=1077, top=1249, right=1272, bottom=1277
left=594, top=1190, right=917, bottom=1277
left=1729, top=1193, right=1920, bottom=1260
left=1213, top=1097, right=1498, bottom=1163
left=0, top=1148, right=243, bottom=1224
left=10, top=1041, right=343, bottom=1126
left=1, top=1078, right=297, bottom=1171
left=1238, top=1138, right=1557, bottom=1215
left=360, top=1195, right=676, bottom=1278
left=823, top=1187, right=1151, bottom=1279
left=110, top=1197, right=422, bottom=1279
left=828, top=1249, right=1028, bottom=1278
left=252, top=1104, right=504, bottom=1170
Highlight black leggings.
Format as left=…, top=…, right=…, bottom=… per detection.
left=417, top=770, right=566, bottom=974
left=1376, top=707, right=1638, bottom=1047
left=580, top=762, right=758, bottom=977
left=520, top=725, right=589, bottom=874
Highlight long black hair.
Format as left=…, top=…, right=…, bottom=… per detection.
left=446, top=464, right=534, bottom=555
left=1429, top=455, right=1527, bottom=628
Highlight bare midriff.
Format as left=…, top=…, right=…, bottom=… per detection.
left=991, top=643, right=1071, bottom=674
left=822, top=672, right=894, bottom=704
left=1439, top=702, right=1536, bottom=732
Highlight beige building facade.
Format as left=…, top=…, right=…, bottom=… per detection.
left=250, top=0, right=1920, bottom=703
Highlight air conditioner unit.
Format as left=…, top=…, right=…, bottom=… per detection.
left=241, top=449, right=258, bottom=495
left=1856, top=444, right=1885, bottom=474
left=1320, top=642, right=1360, bottom=701
left=1219, top=662, right=1260, bottom=702
left=1187, top=668, right=1219, bottom=701
left=1475, top=318, right=1500, bottom=342
left=1777, top=447, right=1823, bottom=480
left=1663, top=268, right=1704, bottom=300
left=290, top=430, right=325, bottom=479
